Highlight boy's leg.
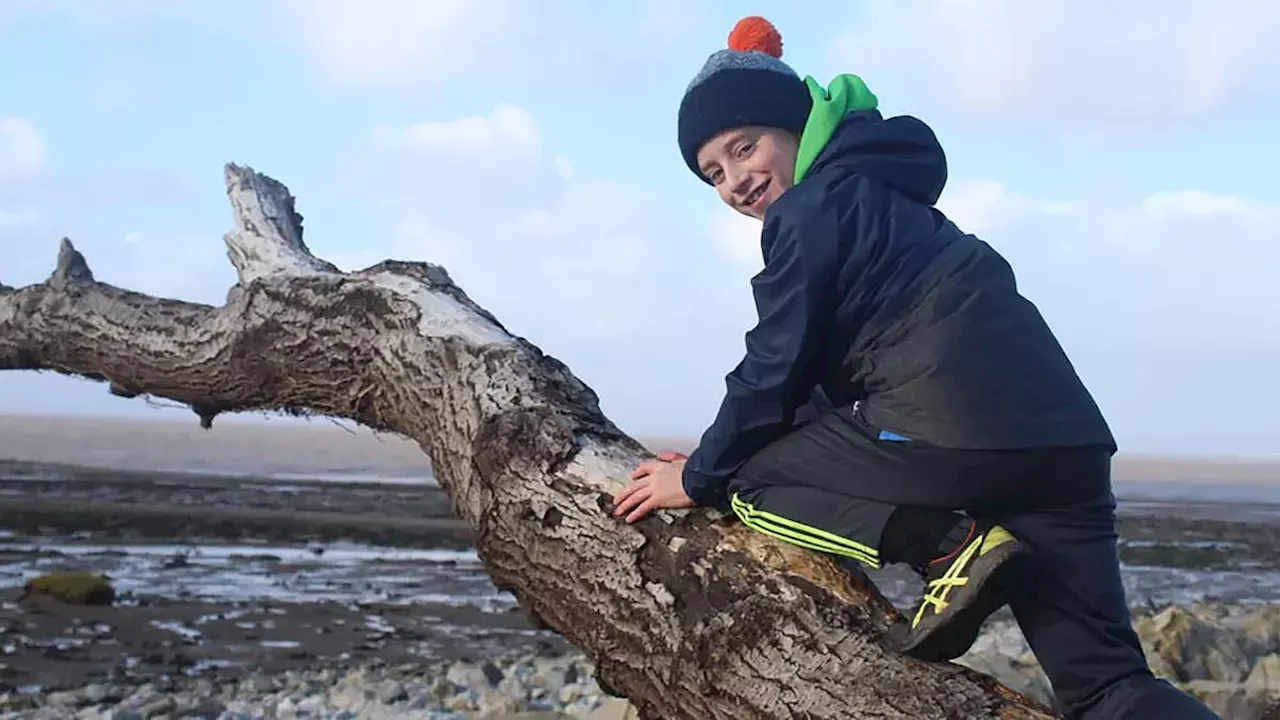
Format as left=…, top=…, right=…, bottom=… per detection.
left=994, top=487, right=1221, bottom=719
left=728, top=412, right=977, bottom=573
left=726, top=410, right=1029, bottom=662
left=730, top=482, right=975, bottom=572
left=729, top=483, right=895, bottom=569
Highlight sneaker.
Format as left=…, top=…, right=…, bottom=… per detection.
left=889, top=522, right=1026, bottom=662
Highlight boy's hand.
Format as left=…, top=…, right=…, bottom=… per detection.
left=612, top=451, right=694, bottom=523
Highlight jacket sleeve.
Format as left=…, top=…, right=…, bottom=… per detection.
left=682, top=198, right=843, bottom=507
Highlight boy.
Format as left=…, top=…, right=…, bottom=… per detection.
left=611, top=16, right=1220, bottom=720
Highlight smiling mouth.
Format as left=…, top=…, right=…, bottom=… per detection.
left=743, top=179, right=771, bottom=208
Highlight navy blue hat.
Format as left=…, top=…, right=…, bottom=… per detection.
left=677, top=17, right=812, bottom=183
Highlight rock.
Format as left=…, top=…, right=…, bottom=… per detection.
left=139, top=695, right=177, bottom=718
left=530, top=659, right=570, bottom=691
left=953, top=651, right=1053, bottom=707
left=1249, top=654, right=1280, bottom=691
left=1136, top=606, right=1254, bottom=682
left=479, top=687, right=523, bottom=716
left=1227, top=606, right=1280, bottom=658
left=295, top=695, right=326, bottom=715
left=179, top=698, right=225, bottom=719
left=1183, top=680, right=1280, bottom=720
left=375, top=679, right=407, bottom=704
left=482, top=661, right=506, bottom=686
left=428, top=676, right=459, bottom=702
left=190, top=679, right=215, bottom=698
left=273, top=697, right=298, bottom=719
left=46, top=689, right=87, bottom=707
left=557, top=685, right=582, bottom=705
left=582, top=698, right=639, bottom=720
left=328, top=684, right=367, bottom=713
left=81, top=683, right=118, bottom=704
left=20, top=572, right=116, bottom=606
left=449, top=661, right=497, bottom=690
left=447, top=691, right=476, bottom=712
left=498, top=675, right=529, bottom=702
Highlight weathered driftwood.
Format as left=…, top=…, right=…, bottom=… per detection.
left=0, top=164, right=1059, bottom=719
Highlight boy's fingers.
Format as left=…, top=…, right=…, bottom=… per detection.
left=656, top=451, right=688, bottom=462
left=626, top=498, right=657, bottom=523
left=613, top=482, right=649, bottom=516
left=630, top=461, right=659, bottom=480
left=612, top=480, right=642, bottom=507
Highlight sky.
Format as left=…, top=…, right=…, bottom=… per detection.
left=1, top=0, right=1278, bottom=458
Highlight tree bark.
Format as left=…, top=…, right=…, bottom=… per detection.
left=0, top=164, right=1059, bottom=719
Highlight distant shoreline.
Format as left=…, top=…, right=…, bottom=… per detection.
left=1, top=412, right=1277, bottom=486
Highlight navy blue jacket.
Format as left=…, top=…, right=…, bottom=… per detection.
left=682, top=111, right=1115, bottom=507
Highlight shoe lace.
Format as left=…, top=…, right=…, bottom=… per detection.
left=911, top=537, right=983, bottom=628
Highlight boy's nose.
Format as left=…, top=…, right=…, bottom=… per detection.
left=730, top=170, right=753, bottom=200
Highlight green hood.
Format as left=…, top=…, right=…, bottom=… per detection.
left=794, top=74, right=879, bottom=184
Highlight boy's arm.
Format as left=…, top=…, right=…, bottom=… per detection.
left=681, top=201, right=842, bottom=507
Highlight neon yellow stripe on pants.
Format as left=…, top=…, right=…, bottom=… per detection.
left=730, top=492, right=881, bottom=569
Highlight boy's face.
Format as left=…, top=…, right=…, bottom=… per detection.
left=696, top=125, right=799, bottom=220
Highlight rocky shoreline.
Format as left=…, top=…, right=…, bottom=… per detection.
left=4, top=602, right=1280, bottom=719
left=1, top=649, right=630, bottom=720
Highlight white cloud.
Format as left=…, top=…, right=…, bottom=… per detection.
left=345, top=103, right=666, bottom=341
left=937, top=180, right=1073, bottom=236
left=279, top=0, right=521, bottom=89
left=831, top=0, right=1280, bottom=128
left=0, top=117, right=45, bottom=180
left=938, top=179, right=1280, bottom=454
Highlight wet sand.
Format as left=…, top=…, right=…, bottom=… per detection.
left=4, top=590, right=563, bottom=695
left=0, top=460, right=471, bottom=549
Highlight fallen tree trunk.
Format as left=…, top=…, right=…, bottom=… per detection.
left=0, top=164, right=1058, bottom=719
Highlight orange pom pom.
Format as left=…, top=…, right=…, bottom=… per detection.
left=727, top=16, right=783, bottom=58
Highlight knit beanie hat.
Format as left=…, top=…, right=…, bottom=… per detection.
left=677, top=17, right=812, bottom=183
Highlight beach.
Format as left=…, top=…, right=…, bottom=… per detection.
left=1, top=414, right=1279, bottom=718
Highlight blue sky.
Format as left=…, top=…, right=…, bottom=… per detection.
left=2, top=1, right=1278, bottom=458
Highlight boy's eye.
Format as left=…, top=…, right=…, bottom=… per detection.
left=709, top=169, right=724, bottom=184
left=736, top=142, right=754, bottom=158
